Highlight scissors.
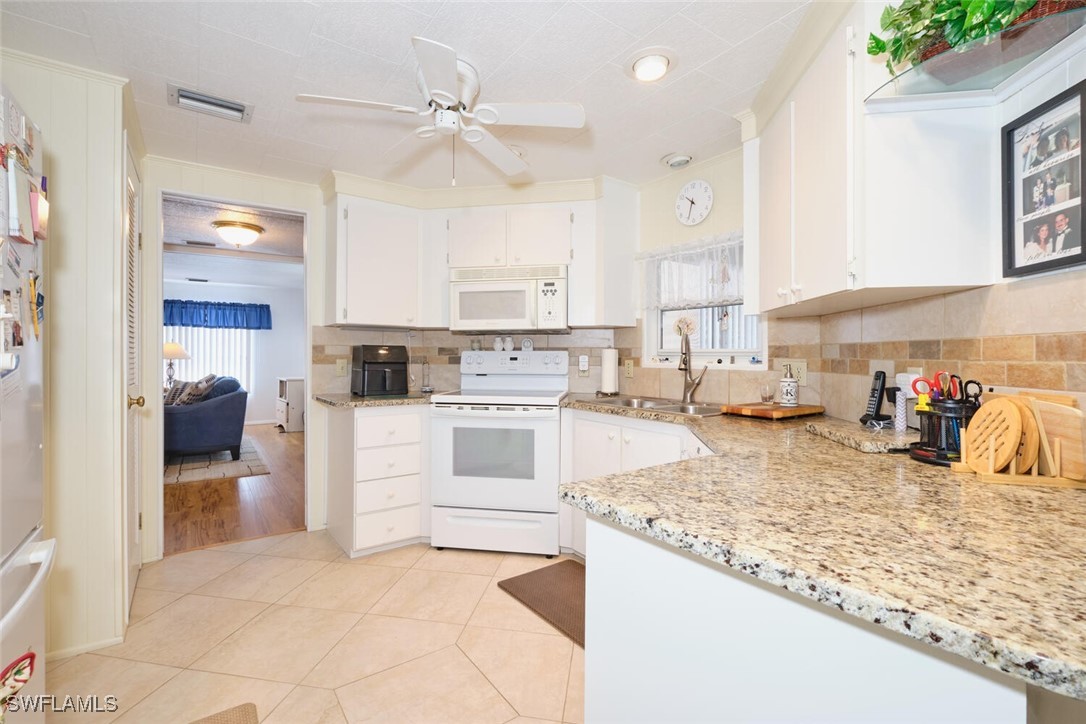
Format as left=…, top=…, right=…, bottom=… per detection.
left=951, top=378, right=982, bottom=406
left=911, top=370, right=956, bottom=400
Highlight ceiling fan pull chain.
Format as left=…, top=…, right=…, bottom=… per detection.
left=452, top=133, right=456, bottom=188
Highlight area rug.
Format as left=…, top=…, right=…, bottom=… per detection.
left=164, top=438, right=269, bottom=484
left=498, top=559, right=585, bottom=647
left=189, top=702, right=258, bottom=724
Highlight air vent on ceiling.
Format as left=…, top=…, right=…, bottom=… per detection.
left=186, top=278, right=209, bottom=283
left=184, top=240, right=217, bottom=248
left=167, top=84, right=253, bottom=123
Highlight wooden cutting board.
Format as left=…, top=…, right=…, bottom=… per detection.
left=1032, top=399, right=1086, bottom=481
left=722, top=402, right=825, bottom=420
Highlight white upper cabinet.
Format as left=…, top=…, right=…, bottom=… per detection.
left=447, top=204, right=572, bottom=268
left=752, top=2, right=997, bottom=316
left=507, top=206, right=572, bottom=266
left=758, top=18, right=852, bottom=313
left=327, top=195, right=419, bottom=327
left=447, top=207, right=507, bottom=267
left=758, top=105, right=794, bottom=313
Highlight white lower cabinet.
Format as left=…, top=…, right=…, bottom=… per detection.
left=327, top=405, right=428, bottom=557
left=562, top=410, right=708, bottom=556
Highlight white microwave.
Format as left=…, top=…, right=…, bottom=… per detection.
left=449, top=266, right=568, bottom=332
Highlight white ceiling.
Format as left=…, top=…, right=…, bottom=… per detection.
left=0, top=1, right=810, bottom=189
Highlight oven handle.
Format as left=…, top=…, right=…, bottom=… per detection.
left=430, top=405, right=559, bottom=419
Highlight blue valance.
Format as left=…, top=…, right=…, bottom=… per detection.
left=164, top=299, right=272, bottom=330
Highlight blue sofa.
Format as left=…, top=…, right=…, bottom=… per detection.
left=164, top=377, right=248, bottom=460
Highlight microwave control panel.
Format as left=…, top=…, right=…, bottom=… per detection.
left=537, top=279, right=567, bottom=328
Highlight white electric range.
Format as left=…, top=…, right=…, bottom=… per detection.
left=430, top=350, right=569, bottom=555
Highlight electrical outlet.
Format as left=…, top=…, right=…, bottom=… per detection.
left=335, top=358, right=348, bottom=377
left=624, top=359, right=634, bottom=378
left=780, top=359, right=808, bottom=387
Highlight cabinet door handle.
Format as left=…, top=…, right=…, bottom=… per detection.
left=623, top=436, right=631, bottom=444
left=387, top=525, right=395, bottom=532
left=790, top=284, right=802, bottom=294
left=776, top=287, right=788, bottom=298
left=387, top=428, right=396, bottom=435
left=514, top=256, right=521, bottom=262
left=607, top=432, right=616, bottom=440
left=494, top=256, right=501, bottom=263
left=406, top=317, right=414, bottom=323
left=387, top=461, right=396, bottom=468
left=387, top=491, right=396, bottom=499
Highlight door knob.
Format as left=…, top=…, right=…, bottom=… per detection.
left=127, top=395, right=145, bottom=409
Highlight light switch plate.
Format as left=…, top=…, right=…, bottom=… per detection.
left=335, top=358, right=348, bottom=377
left=578, top=354, right=589, bottom=377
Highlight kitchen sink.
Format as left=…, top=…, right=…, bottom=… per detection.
left=593, top=397, right=722, bottom=418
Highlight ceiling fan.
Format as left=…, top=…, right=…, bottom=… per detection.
left=296, top=36, right=587, bottom=177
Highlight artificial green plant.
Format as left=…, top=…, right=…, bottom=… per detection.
left=867, top=0, right=1041, bottom=75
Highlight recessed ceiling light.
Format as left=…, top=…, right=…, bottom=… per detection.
left=624, top=47, right=676, bottom=83
left=661, top=153, right=693, bottom=169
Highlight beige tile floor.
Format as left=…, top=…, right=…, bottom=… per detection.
left=46, top=532, right=584, bottom=723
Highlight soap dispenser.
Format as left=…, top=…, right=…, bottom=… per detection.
left=779, top=364, right=798, bottom=407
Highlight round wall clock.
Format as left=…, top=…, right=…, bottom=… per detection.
left=675, top=179, right=713, bottom=226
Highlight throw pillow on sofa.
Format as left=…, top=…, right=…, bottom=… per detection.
left=177, top=374, right=218, bottom=405
left=164, top=380, right=192, bottom=405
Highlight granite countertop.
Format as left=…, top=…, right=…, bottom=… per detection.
left=561, top=397, right=1086, bottom=699
left=314, top=392, right=435, bottom=408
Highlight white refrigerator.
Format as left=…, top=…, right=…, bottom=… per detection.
left=0, top=84, right=55, bottom=723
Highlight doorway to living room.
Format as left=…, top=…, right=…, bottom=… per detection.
left=159, top=194, right=307, bottom=555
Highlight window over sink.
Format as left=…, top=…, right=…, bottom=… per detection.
left=640, top=234, right=765, bottom=369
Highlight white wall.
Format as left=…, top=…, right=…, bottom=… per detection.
left=2, top=51, right=129, bottom=658
left=162, top=281, right=305, bottom=423
left=638, top=149, right=744, bottom=251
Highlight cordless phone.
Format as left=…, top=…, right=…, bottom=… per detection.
left=860, top=371, right=891, bottom=425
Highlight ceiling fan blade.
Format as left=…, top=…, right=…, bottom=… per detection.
left=295, top=94, right=419, bottom=114
left=473, top=102, right=586, bottom=129
left=412, top=36, right=461, bottom=108
left=463, top=125, right=528, bottom=176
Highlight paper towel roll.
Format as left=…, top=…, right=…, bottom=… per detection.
left=601, top=348, right=619, bottom=394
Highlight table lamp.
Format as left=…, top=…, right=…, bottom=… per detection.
left=163, top=342, right=190, bottom=388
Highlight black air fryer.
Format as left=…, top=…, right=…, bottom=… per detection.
left=351, top=345, right=409, bottom=396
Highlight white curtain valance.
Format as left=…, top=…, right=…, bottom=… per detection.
left=640, top=232, right=744, bottom=311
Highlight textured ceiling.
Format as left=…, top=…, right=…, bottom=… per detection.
left=1, top=1, right=810, bottom=188
left=162, top=194, right=305, bottom=257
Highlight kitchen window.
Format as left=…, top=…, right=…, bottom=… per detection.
left=640, top=234, right=766, bottom=369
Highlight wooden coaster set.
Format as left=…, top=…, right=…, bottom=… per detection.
left=950, top=392, right=1086, bottom=489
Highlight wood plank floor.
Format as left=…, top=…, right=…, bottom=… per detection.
left=163, top=423, right=305, bottom=556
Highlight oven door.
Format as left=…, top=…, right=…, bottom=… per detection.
left=431, top=404, right=559, bottom=513
left=449, top=280, right=536, bottom=331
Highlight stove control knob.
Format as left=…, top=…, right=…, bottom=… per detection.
left=543, top=355, right=552, bottom=365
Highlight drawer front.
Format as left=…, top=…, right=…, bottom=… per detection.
left=355, top=444, right=421, bottom=482
left=354, top=506, right=420, bottom=551
left=355, top=474, right=421, bottom=515
left=355, top=413, right=421, bottom=449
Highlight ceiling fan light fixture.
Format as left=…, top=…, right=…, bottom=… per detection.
left=461, top=125, right=486, bottom=143
left=661, top=153, right=693, bottom=169
left=212, top=220, right=264, bottom=247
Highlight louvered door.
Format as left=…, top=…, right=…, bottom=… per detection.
left=122, top=138, right=142, bottom=619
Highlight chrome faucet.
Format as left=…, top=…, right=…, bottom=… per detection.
left=678, top=333, right=708, bottom=404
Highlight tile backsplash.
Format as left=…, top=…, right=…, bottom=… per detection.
left=311, top=267, right=1086, bottom=422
